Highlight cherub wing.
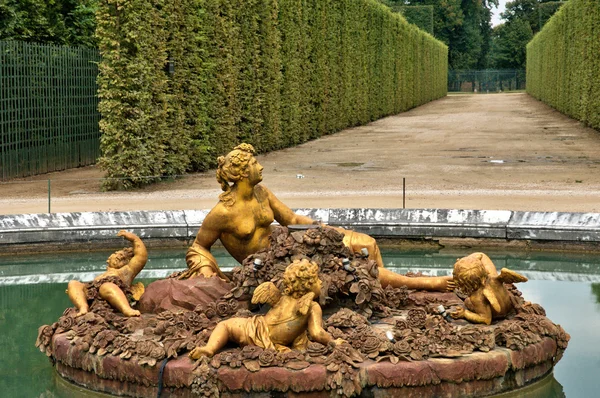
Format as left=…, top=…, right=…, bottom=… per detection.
left=497, top=268, right=528, bottom=284
left=482, top=287, right=502, bottom=313
left=295, top=292, right=315, bottom=316
left=251, top=282, right=281, bottom=306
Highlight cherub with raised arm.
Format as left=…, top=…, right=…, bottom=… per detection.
left=450, top=252, right=528, bottom=325
left=189, top=259, right=344, bottom=359
left=66, top=230, right=148, bottom=317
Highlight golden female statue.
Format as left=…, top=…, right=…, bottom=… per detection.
left=181, top=143, right=450, bottom=291
left=67, top=230, right=147, bottom=317
left=189, top=259, right=345, bottom=359
left=451, top=252, right=528, bottom=325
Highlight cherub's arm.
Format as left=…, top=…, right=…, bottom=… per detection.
left=261, top=185, right=317, bottom=226
left=307, top=302, right=345, bottom=346
left=118, top=230, right=148, bottom=278
left=451, top=294, right=493, bottom=325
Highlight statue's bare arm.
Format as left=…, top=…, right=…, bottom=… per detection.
left=192, top=210, right=225, bottom=250
left=262, top=186, right=316, bottom=226
left=117, top=230, right=147, bottom=277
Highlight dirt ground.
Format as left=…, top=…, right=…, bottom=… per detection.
left=1, top=93, right=600, bottom=215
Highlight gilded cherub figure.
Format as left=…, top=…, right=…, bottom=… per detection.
left=451, top=252, right=528, bottom=325
left=189, top=259, right=344, bottom=359
left=66, top=230, right=148, bottom=317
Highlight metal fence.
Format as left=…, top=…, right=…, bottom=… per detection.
left=448, top=70, right=526, bottom=93
left=0, top=41, right=101, bottom=180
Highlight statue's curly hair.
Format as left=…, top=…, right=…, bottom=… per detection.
left=216, top=143, right=256, bottom=207
left=453, top=253, right=487, bottom=295
left=107, top=247, right=134, bottom=269
left=282, top=259, right=320, bottom=298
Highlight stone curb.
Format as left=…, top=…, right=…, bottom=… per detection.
left=1, top=209, right=599, bottom=246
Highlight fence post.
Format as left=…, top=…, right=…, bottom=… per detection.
left=403, top=178, right=406, bottom=209
left=48, top=179, right=51, bottom=213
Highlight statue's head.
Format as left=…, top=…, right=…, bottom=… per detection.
left=217, top=143, right=256, bottom=184
left=453, top=253, right=487, bottom=295
left=107, top=247, right=134, bottom=269
left=217, top=143, right=262, bottom=206
left=282, top=259, right=321, bottom=298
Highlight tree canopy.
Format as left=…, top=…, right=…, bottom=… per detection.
left=489, top=0, right=566, bottom=69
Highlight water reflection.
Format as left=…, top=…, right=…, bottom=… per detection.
left=0, top=249, right=598, bottom=397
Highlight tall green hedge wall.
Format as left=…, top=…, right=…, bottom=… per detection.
left=527, top=0, right=600, bottom=131
left=97, top=0, right=447, bottom=189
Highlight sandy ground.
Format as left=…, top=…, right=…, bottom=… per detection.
left=1, top=93, right=600, bottom=216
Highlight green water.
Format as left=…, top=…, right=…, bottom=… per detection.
left=1, top=248, right=599, bottom=397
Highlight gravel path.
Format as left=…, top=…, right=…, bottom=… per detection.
left=2, top=93, right=599, bottom=215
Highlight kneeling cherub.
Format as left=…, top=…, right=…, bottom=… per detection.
left=189, top=259, right=344, bottom=359
left=66, top=230, right=148, bottom=317
left=451, top=252, right=528, bottom=325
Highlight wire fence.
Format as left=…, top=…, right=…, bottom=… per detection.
left=448, top=70, right=526, bottom=93
left=0, top=175, right=408, bottom=214
left=0, top=41, right=101, bottom=180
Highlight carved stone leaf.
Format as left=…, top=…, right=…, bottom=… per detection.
left=356, top=291, right=366, bottom=305
left=285, top=360, right=310, bottom=370
left=243, top=360, right=261, bottom=372
left=326, top=363, right=340, bottom=372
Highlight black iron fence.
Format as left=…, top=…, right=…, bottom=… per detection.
left=448, top=69, right=526, bottom=93
left=0, top=41, right=101, bottom=180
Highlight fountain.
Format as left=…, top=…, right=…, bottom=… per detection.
left=33, top=144, right=570, bottom=397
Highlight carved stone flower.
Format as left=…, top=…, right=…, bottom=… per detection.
left=241, top=345, right=263, bottom=360
left=350, top=280, right=372, bottom=305
left=57, top=315, right=75, bottom=331
left=184, top=311, right=209, bottom=331
left=258, top=349, right=277, bottom=367
left=395, top=319, right=409, bottom=330
left=307, top=342, right=329, bottom=357
left=361, top=336, right=382, bottom=357
left=216, top=301, right=231, bottom=318
left=136, top=340, right=156, bottom=357
left=407, top=308, right=427, bottom=329
left=393, top=340, right=411, bottom=356
left=221, top=351, right=242, bottom=368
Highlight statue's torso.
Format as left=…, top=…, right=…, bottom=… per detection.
left=219, top=192, right=275, bottom=263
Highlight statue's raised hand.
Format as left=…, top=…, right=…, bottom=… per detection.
left=117, top=230, right=136, bottom=241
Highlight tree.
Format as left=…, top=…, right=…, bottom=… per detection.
left=502, top=0, right=567, bottom=34
left=379, top=0, right=498, bottom=70
left=490, top=18, right=533, bottom=69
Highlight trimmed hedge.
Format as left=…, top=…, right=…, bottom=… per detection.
left=527, top=0, right=600, bottom=131
left=97, top=0, right=447, bottom=188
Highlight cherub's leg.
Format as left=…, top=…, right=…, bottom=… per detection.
left=339, top=229, right=384, bottom=267
left=67, top=280, right=89, bottom=316
left=98, top=282, right=140, bottom=317
left=189, top=319, right=244, bottom=359
left=339, top=228, right=451, bottom=292
left=379, top=268, right=452, bottom=291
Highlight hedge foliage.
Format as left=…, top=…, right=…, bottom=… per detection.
left=97, top=0, right=447, bottom=189
left=527, top=0, right=600, bottom=131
